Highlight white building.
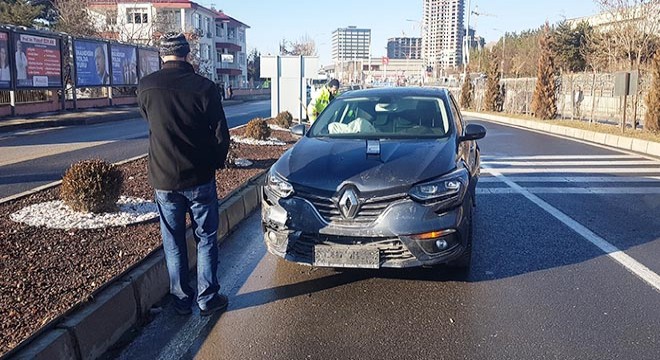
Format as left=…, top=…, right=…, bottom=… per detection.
left=88, top=0, right=249, bottom=86
left=422, top=0, right=465, bottom=74
left=332, top=26, right=371, bottom=62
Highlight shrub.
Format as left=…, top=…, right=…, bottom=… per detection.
left=531, top=24, right=558, bottom=120
left=244, top=117, right=271, bottom=140
left=275, top=111, right=293, bottom=128
left=60, top=159, right=124, bottom=213
left=460, top=69, right=474, bottom=110
left=645, top=49, right=660, bottom=132
left=224, top=140, right=240, bottom=168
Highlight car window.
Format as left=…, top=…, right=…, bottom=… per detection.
left=448, top=94, right=464, bottom=135
left=309, top=96, right=452, bottom=139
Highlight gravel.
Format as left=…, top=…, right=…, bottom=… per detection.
left=0, top=127, right=296, bottom=356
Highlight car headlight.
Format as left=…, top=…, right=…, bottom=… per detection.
left=267, top=171, right=294, bottom=198
left=409, top=168, right=469, bottom=208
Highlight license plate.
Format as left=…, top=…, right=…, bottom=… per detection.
left=314, top=246, right=380, bottom=269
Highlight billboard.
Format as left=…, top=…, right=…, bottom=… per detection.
left=0, top=31, right=10, bottom=89
left=14, top=32, right=62, bottom=88
left=138, top=48, right=159, bottom=80
left=74, top=39, right=110, bottom=87
left=110, top=44, right=137, bottom=86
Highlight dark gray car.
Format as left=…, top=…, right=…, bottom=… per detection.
left=261, top=87, right=486, bottom=269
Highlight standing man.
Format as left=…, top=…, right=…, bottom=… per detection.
left=137, top=33, right=231, bottom=316
left=307, top=79, right=340, bottom=122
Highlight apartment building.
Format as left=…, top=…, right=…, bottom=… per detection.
left=422, top=0, right=465, bottom=73
left=387, top=37, right=422, bottom=60
left=88, top=0, right=249, bottom=86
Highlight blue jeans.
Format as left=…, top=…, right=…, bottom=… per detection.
left=155, top=180, right=220, bottom=310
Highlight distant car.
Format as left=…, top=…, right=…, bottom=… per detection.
left=261, top=87, right=486, bottom=269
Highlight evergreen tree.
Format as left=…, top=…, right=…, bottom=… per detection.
left=0, top=0, right=43, bottom=27
left=645, top=49, right=660, bottom=132
left=552, top=20, right=593, bottom=73
left=483, top=51, right=500, bottom=112
left=459, top=68, right=474, bottom=109
left=531, top=24, right=558, bottom=120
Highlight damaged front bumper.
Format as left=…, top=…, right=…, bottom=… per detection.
left=261, top=187, right=471, bottom=269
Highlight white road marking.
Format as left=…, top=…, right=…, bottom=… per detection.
left=483, top=165, right=660, bottom=293
left=477, top=187, right=660, bottom=194
left=479, top=176, right=660, bottom=183
left=481, top=155, right=638, bottom=161
left=483, top=160, right=658, bottom=167
left=482, top=167, right=660, bottom=174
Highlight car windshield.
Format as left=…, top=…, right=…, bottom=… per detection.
left=308, top=95, right=453, bottom=139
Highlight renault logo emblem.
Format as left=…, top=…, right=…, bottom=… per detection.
left=338, top=188, right=360, bottom=219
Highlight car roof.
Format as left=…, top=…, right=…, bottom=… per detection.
left=338, top=86, right=451, bottom=99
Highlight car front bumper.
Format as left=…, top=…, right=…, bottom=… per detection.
left=261, top=187, right=471, bottom=268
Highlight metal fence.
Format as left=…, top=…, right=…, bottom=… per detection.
left=451, top=71, right=651, bottom=128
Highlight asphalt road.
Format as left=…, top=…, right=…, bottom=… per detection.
left=0, top=100, right=271, bottom=200
left=112, top=116, right=660, bottom=360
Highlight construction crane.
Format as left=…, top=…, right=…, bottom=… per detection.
left=463, top=4, right=497, bottom=75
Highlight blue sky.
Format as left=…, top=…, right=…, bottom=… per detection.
left=209, top=0, right=601, bottom=65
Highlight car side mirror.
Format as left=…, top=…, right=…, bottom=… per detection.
left=460, top=123, right=486, bottom=142
left=290, top=124, right=308, bottom=137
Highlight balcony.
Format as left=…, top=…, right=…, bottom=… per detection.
left=215, top=42, right=241, bottom=52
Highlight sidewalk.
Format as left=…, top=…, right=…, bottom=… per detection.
left=0, top=99, right=244, bottom=134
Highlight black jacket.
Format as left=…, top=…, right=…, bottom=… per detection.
left=137, top=61, right=230, bottom=190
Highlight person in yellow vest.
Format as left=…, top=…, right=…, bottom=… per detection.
left=307, top=79, right=340, bottom=122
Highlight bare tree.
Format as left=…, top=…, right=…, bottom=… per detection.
left=593, top=0, right=660, bottom=129
left=280, top=35, right=317, bottom=56
left=51, top=0, right=98, bottom=37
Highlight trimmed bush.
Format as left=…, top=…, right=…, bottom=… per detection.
left=224, top=140, right=240, bottom=168
left=245, top=117, right=271, bottom=140
left=645, top=49, right=660, bottom=132
left=60, top=159, right=124, bottom=213
left=275, top=111, right=293, bottom=128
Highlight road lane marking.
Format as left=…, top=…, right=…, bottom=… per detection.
left=477, top=187, right=660, bottom=194
left=482, top=155, right=638, bottom=161
left=482, top=167, right=660, bottom=174
left=483, top=165, right=660, bottom=293
left=479, top=176, right=660, bottom=183
left=483, top=160, right=658, bottom=167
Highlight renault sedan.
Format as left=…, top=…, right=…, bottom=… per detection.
left=261, top=87, right=486, bottom=269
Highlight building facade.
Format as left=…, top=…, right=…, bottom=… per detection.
left=387, top=37, right=422, bottom=60
left=88, top=0, right=249, bottom=87
left=422, top=0, right=465, bottom=73
left=331, top=26, right=371, bottom=62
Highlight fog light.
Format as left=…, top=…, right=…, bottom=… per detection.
left=435, top=239, right=449, bottom=250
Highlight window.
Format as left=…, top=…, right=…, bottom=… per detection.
left=227, top=27, right=235, bottom=40
left=193, top=13, right=201, bottom=29
left=127, top=8, right=149, bottom=24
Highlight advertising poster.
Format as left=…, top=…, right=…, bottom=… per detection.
left=74, top=39, right=110, bottom=87
left=0, top=31, right=10, bottom=89
left=111, top=44, right=137, bottom=86
left=138, top=48, right=160, bottom=80
left=15, top=33, right=62, bottom=88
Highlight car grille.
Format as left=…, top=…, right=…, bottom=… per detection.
left=295, top=190, right=408, bottom=224
left=289, top=234, right=415, bottom=263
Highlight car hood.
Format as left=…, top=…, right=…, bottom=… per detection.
left=273, top=136, right=457, bottom=195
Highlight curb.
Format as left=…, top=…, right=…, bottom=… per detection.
left=7, top=172, right=266, bottom=360
left=463, top=111, right=660, bottom=159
